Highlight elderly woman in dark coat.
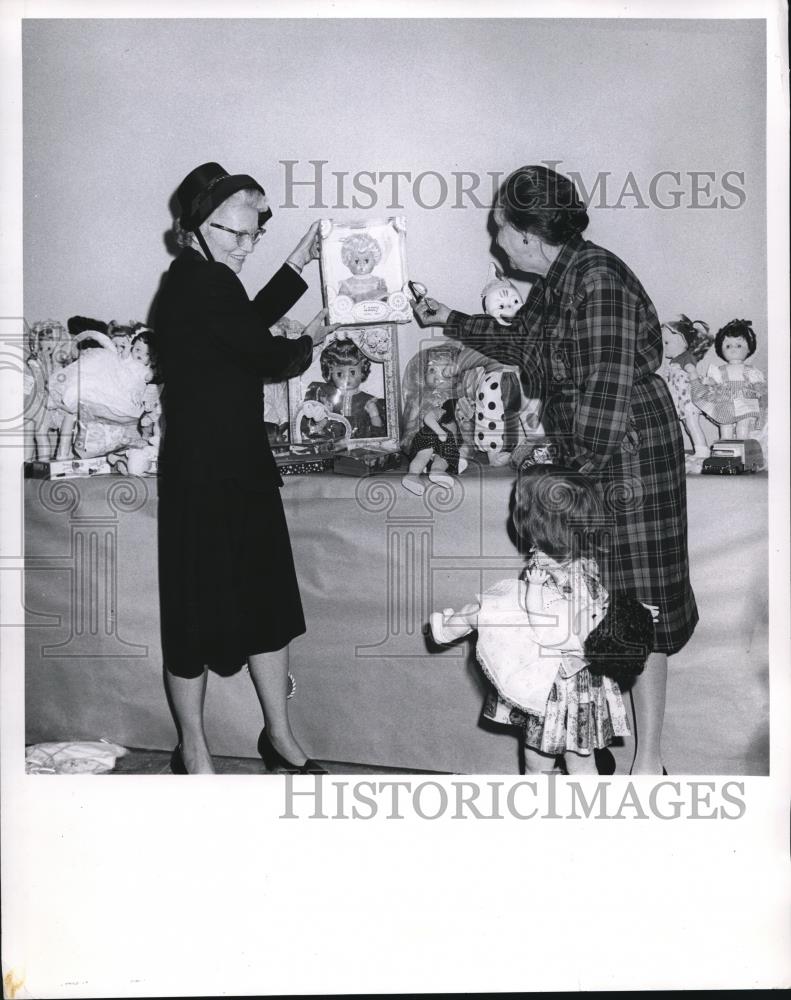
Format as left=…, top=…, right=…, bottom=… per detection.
left=413, top=165, right=698, bottom=775
left=155, top=162, right=336, bottom=774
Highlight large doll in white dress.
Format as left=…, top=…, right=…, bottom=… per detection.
left=430, top=465, right=656, bottom=775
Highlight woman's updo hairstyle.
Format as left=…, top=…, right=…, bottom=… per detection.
left=496, top=165, right=590, bottom=246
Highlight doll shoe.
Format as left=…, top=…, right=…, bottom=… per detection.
left=428, top=470, right=454, bottom=490
left=430, top=610, right=455, bottom=644
left=401, top=473, right=425, bottom=496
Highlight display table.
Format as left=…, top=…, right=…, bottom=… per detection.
left=24, top=467, right=769, bottom=774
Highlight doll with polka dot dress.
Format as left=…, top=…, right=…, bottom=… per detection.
left=430, top=464, right=656, bottom=775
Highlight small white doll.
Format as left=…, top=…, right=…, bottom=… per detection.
left=480, top=263, right=523, bottom=326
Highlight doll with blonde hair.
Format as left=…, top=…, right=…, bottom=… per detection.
left=337, top=233, right=388, bottom=304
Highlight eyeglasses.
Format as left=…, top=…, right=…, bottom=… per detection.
left=209, top=222, right=265, bottom=248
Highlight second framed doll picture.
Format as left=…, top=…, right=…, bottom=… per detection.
left=319, top=217, right=411, bottom=325
left=288, top=325, right=401, bottom=453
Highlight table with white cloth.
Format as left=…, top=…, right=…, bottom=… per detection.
left=23, top=466, right=769, bottom=775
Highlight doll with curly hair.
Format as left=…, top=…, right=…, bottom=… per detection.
left=658, top=314, right=713, bottom=457
left=23, top=320, right=76, bottom=461
left=430, top=465, right=656, bottom=774
left=400, top=344, right=469, bottom=494
left=337, top=233, right=389, bottom=304
left=685, top=319, right=766, bottom=440
left=303, top=337, right=386, bottom=440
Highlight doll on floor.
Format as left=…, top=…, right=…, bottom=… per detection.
left=685, top=319, right=767, bottom=440
left=430, top=464, right=656, bottom=775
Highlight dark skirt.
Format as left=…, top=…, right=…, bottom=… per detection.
left=158, top=478, right=306, bottom=678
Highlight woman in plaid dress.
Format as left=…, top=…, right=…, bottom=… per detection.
left=412, top=165, right=698, bottom=775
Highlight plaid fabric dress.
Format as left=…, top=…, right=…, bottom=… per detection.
left=445, top=233, right=698, bottom=654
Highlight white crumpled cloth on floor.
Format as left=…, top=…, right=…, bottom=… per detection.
left=25, top=740, right=128, bottom=774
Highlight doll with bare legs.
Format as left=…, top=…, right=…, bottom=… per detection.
left=658, top=314, right=713, bottom=458
left=685, top=319, right=767, bottom=441
left=430, top=465, right=656, bottom=775
left=400, top=344, right=468, bottom=495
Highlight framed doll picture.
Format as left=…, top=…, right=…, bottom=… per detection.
left=288, top=325, right=401, bottom=453
left=319, top=217, right=411, bottom=325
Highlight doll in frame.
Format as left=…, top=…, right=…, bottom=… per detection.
left=319, top=218, right=411, bottom=325
left=289, top=325, right=401, bottom=453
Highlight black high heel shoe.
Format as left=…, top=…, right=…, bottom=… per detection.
left=170, top=745, right=188, bottom=775
left=257, top=730, right=328, bottom=774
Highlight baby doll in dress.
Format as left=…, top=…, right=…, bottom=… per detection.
left=401, top=344, right=468, bottom=495
left=430, top=464, right=656, bottom=775
left=658, top=314, right=713, bottom=458
left=337, top=233, right=389, bottom=304
left=303, top=338, right=386, bottom=441
left=685, top=319, right=767, bottom=440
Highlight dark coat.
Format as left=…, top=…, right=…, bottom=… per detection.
left=154, top=247, right=314, bottom=676
left=155, top=246, right=313, bottom=486
left=444, top=234, right=698, bottom=655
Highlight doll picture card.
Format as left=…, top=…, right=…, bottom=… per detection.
left=319, top=217, right=411, bottom=325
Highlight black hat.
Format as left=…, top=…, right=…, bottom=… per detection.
left=176, top=161, right=271, bottom=230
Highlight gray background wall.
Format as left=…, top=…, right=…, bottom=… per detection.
left=24, top=18, right=766, bottom=377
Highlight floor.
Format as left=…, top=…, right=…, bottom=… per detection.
left=106, top=746, right=616, bottom=776
left=108, top=747, right=450, bottom=776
